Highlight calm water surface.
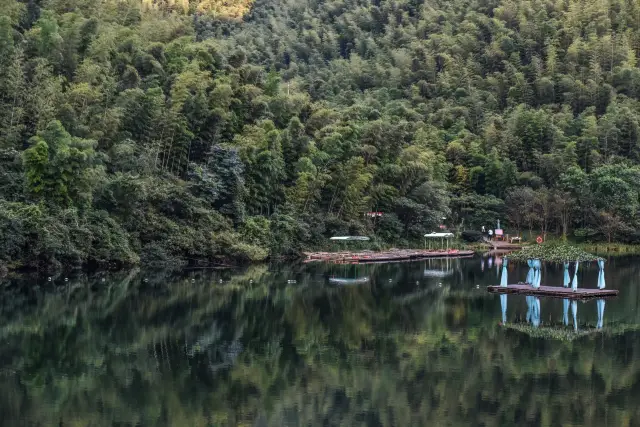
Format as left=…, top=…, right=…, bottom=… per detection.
left=1, top=255, right=640, bottom=426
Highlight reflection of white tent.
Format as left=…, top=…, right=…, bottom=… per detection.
left=423, top=257, right=456, bottom=278
left=329, top=277, right=370, bottom=285
left=424, top=232, right=455, bottom=249
left=423, top=269, right=454, bottom=278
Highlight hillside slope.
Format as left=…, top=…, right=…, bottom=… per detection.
left=1, top=0, right=640, bottom=268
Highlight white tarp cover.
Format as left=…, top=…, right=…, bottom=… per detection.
left=330, top=236, right=371, bottom=241
left=424, top=232, right=454, bottom=238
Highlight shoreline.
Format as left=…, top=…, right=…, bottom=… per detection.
left=3, top=242, right=640, bottom=276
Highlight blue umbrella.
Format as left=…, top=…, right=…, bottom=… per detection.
left=571, top=261, right=580, bottom=291
left=563, top=262, right=570, bottom=288
left=563, top=299, right=569, bottom=326
left=526, top=259, right=534, bottom=285
left=597, top=299, right=605, bottom=329
left=598, top=259, right=606, bottom=290
left=500, top=257, right=508, bottom=287
left=500, top=294, right=507, bottom=323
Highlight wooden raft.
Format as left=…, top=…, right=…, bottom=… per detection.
left=487, top=284, right=619, bottom=299
left=304, top=249, right=475, bottom=264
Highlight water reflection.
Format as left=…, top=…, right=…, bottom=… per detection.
left=525, top=296, right=541, bottom=327
left=424, top=257, right=455, bottom=278
left=0, top=257, right=639, bottom=426
left=327, top=263, right=371, bottom=285
left=598, top=299, right=605, bottom=329
left=500, top=294, right=609, bottom=333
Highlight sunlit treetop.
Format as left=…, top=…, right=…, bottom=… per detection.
left=140, top=0, right=254, bottom=18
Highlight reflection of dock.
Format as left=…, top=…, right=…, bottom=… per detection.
left=328, top=277, right=370, bottom=285
left=488, top=284, right=618, bottom=299
left=482, top=249, right=514, bottom=258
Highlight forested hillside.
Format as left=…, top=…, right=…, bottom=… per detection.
left=2, top=0, right=640, bottom=268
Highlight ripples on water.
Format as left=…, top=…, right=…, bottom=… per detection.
left=1, top=255, right=640, bottom=426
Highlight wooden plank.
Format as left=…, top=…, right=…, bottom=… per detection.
left=487, top=284, right=619, bottom=299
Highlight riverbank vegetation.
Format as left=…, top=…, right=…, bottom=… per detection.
left=3, top=0, right=640, bottom=268
left=507, top=243, right=599, bottom=263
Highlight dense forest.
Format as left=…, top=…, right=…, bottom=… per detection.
left=3, top=0, right=640, bottom=268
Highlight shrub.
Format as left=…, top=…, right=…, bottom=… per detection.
left=461, top=230, right=483, bottom=242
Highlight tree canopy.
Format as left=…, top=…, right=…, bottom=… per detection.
left=3, top=0, right=640, bottom=267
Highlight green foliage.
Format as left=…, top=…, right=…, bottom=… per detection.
left=508, top=243, right=599, bottom=263
left=461, top=230, right=483, bottom=243
left=4, top=0, right=640, bottom=268
left=23, top=120, right=100, bottom=208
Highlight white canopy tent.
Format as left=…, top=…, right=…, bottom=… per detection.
left=330, top=236, right=371, bottom=241
left=424, top=232, right=455, bottom=250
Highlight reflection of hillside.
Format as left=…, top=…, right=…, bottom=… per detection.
left=0, top=262, right=638, bottom=426
left=504, top=322, right=640, bottom=341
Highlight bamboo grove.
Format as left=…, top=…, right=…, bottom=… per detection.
left=3, top=0, right=640, bottom=267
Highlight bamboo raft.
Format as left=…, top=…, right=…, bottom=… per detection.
left=487, top=284, right=619, bottom=299
left=304, top=249, right=475, bottom=264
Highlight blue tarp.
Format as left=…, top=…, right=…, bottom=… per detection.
left=571, top=261, right=580, bottom=291
left=500, top=257, right=508, bottom=287
left=526, top=259, right=534, bottom=285
left=598, top=259, right=606, bottom=290
left=532, top=259, right=541, bottom=289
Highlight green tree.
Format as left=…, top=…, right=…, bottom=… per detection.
left=23, top=120, right=100, bottom=208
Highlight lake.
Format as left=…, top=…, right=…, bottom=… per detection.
left=1, top=254, right=640, bottom=426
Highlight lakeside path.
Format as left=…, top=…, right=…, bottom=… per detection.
left=483, top=238, right=522, bottom=250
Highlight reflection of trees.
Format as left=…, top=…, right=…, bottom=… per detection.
left=0, top=264, right=639, bottom=426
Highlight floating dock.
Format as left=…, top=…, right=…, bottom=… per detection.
left=304, top=249, right=475, bottom=264
left=487, top=284, right=619, bottom=299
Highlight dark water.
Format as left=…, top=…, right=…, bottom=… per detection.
left=1, top=255, right=640, bottom=426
